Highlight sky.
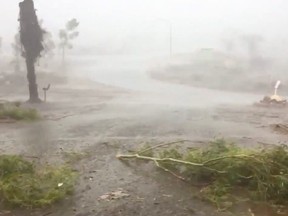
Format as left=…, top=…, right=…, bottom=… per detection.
left=1, top=0, right=288, bottom=55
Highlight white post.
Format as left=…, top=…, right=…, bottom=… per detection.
left=274, top=80, right=281, bottom=95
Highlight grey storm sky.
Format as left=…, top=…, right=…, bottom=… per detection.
left=1, top=0, right=288, bottom=53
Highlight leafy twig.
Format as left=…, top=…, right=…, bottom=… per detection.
left=117, top=154, right=226, bottom=174
left=137, top=140, right=189, bottom=155
left=154, top=160, right=186, bottom=181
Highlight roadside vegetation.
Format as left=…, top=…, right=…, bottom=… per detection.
left=118, top=139, right=288, bottom=211
left=150, top=47, right=285, bottom=94
left=0, top=155, right=77, bottom=208
left=0, top=102, right=39, bottom=121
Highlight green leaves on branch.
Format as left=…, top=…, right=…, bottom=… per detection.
left=59, top=18, right=79, bottom=50
left=66, top=18, right=79, bottom=31
left=118, top=139, right=288, bottom=210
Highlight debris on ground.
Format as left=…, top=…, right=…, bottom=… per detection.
left=98, top=189, right=130, bottom=201
left=271, top=124, right=288, bottom=135
left=256, top=80, right=287, bottom=107
left=118, top=139, right=288, bottom=212
left=259, top=95, right=287, bottom=106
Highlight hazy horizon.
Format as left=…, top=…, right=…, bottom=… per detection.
left=1, top=0, right=288, bottom=56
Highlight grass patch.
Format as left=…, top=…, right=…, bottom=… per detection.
left=0, top=155, right=76, bottom=208
left=0, top=102, right=39, bottom=121
left=118, top=139, right=288, bottom=210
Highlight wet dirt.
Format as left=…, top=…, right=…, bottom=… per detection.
left=0, top=54, right=288, bottom=216
left=0, top=76, right=288, bottom=215
left=271, top=123, right=288, bottom=135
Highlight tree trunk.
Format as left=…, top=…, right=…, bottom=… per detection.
left=25, top=56, right=41, bottom=103
left=19, top=0, right=44, bottom=103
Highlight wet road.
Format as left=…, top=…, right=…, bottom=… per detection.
left=70, top=55, right=261, bottom=108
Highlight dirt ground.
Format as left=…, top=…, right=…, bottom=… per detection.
left=0, top=79, right=288, bottom=216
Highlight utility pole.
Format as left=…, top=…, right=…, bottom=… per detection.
left=19, top=0, right=43, bottom=103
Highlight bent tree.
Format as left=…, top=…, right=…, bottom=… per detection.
left=19, top=0, right=44, bottom=103
left=11, top=33, right=22, bottom=73
left=59, top=18, right=79, bottom=66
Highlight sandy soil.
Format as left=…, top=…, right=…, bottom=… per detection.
left=0, top=78, right=287, bottom=216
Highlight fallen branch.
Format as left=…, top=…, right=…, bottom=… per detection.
left=117, top=153, right=203, bottom=166
left=203, top=154, right=264, bottom=166
left=154, top=160, right=186, bottom=181
left=117, top=153, right=226, bottom=174
left=137, top=140, right=189, bottom=155
left=117, top=139, right=288, bottom=212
